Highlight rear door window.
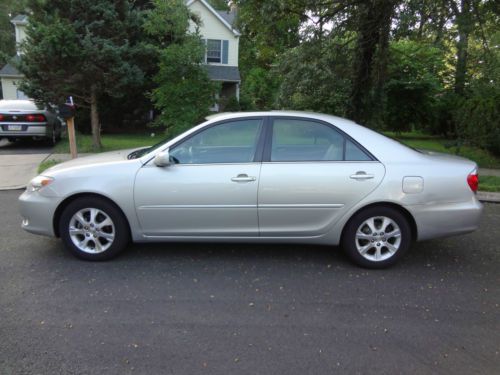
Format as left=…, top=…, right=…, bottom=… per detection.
left=270, top=118, right=372, bottom=162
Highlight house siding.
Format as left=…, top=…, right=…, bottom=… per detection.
left=188, top=0, right=239, bottom=67
left=1, top=77, right=23, bottom=100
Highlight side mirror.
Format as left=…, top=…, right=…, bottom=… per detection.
left=154, top=150, right=172, bottom=167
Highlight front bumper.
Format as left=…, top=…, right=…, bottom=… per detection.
left=408, top=196, right=484, bottom=241
left=19, top=189, right=60, bottom=237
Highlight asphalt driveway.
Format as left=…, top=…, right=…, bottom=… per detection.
left=0, top=189, right=499, bottom=374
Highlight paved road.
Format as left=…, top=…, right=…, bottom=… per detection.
left=1, top=190, right=499, bottom=374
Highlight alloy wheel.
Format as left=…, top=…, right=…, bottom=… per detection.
left=355, top=216, right=402, bottom=262
left=68, top=208, right=115, bottom=254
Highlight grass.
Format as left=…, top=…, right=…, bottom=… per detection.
left=53, top=132, right=161, bottom=154
left=480, top=176, right=500, bottom=193
left=38, top=159, right=60, bottom=173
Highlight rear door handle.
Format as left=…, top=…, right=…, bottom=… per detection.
left=350, top=171, right=374, bottom=180
left=231, top=174, right=256, bottom=183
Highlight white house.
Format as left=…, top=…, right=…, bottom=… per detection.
left=0, top=2, right=241, bottom=110
left=187, top=0, right=241, bottom=110
left=0, top=15, right=28, bottom=100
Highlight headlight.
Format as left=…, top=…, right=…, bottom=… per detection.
left=28, top=175, right=54, bottom=192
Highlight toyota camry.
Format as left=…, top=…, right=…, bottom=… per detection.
left=19, top=111, right=483, bottom=268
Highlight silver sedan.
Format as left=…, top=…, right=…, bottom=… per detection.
left=0, top=100, right=63, bottom=144
left=19, top=111, right=483, bottom=268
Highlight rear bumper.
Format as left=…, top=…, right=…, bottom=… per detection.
left=0, top=124, right=48, bottom=138
left=19, top=189, right=59, bottom=237
left=408, top=197, right=483, bottom=241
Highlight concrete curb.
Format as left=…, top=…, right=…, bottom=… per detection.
left=477, top=191, right=500, bottom=203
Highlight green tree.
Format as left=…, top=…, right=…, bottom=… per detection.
left=348, top=0, right=399, bottom=126
left=0, top=0, right=28, bottom=65
left=207, top=0, right=230, bottom=11
left=18, top=0, right=148, bottom=149
left=384, top=40, right=447, bottom=132
left=276, top=35, right=353, bottom=115
left=236, top=0, right=302, bottom=109
left=144, top=0, right=216, bottom=136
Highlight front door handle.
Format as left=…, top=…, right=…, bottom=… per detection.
left=231, top=174, right=256, bottom=183
left=350, top=171, right=374, bottom=180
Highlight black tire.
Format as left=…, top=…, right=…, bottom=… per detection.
left=59, top=197, right=130, bottom=260
left=341, top=206, right=412, bottom=269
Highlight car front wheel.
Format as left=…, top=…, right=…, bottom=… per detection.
left=341, top=206, right=411, bottom=268
left=59, top=197, right=129, bottom=260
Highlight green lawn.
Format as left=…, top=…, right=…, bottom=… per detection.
left=38, top=159, right=60, bottom=173
left=480, top=176, right=500, bottom=193
left=53, top=133, right=162, bottom=154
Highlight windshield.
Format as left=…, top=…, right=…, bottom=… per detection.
left=127, top=136, right=173, bottom=159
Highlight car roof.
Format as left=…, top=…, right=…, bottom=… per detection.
left=206, top=110, right=357, bottom=127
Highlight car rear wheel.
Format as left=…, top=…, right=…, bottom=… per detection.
left=59, top=197, right=129, bottom=260
left=341, top=206, right=411, bottom=268
left=49, top=129, right=57, bottom=145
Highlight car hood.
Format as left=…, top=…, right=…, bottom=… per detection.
left=44, top=148, right=146, bottom=174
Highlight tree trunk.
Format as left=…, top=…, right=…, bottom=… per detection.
left=348, top=2, right=378, bottom=124
left=348, top=0, right=397, bottom=125
left=90, top=85, right=102, bottom=149
left=454, top=0, right=472, bottom=95
left=434, top=1, right=447, bottom=45
left=372, top=3, right=393, bottom=125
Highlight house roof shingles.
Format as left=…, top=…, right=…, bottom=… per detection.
left=204, top=65, right=240, bottom=82
left=216, top=10, right=236, bottom=27
left=11, top=14, right=28, bottom=24
left=0, top=56, right=22, bottom=77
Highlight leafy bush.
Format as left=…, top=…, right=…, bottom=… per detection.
left=221, top=95, right=241, bottom=112
left=275, top=36, right=352, bottom=115
left=384, top=40, right=447, bottom=133
left=453, top=85, right=500, bottom=156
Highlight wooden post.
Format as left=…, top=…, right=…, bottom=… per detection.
left=67, top=117, right=77, bottom=159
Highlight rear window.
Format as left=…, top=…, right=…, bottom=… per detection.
left=0, top=100, right=42, bottom=111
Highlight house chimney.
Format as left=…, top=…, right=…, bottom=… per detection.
left=11, top=15, right=28, bottom=55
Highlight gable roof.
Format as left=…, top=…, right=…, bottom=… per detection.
left=11, top=14, right=28, bottom=25
left=0, top=56, right=22, bottom=77
left=186, top=0, right=240, bottom=36
left=216, top=10, right=236, bottom=26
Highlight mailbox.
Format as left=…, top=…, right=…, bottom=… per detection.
left=58, top=104, right=76, bottom=120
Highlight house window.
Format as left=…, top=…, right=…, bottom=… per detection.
left=206, top=39, right=222, bottom=63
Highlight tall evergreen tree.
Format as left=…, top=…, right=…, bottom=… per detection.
left=18, top=0, right=148, bottom=149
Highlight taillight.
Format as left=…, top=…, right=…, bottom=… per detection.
left=467, top=172, right=479, bottom=193
left=25, top=114, right=46, bottom=122
left=0, top=114, right=4, bottom=121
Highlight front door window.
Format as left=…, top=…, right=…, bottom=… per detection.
left=170, top=119, right=264, bottom=164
